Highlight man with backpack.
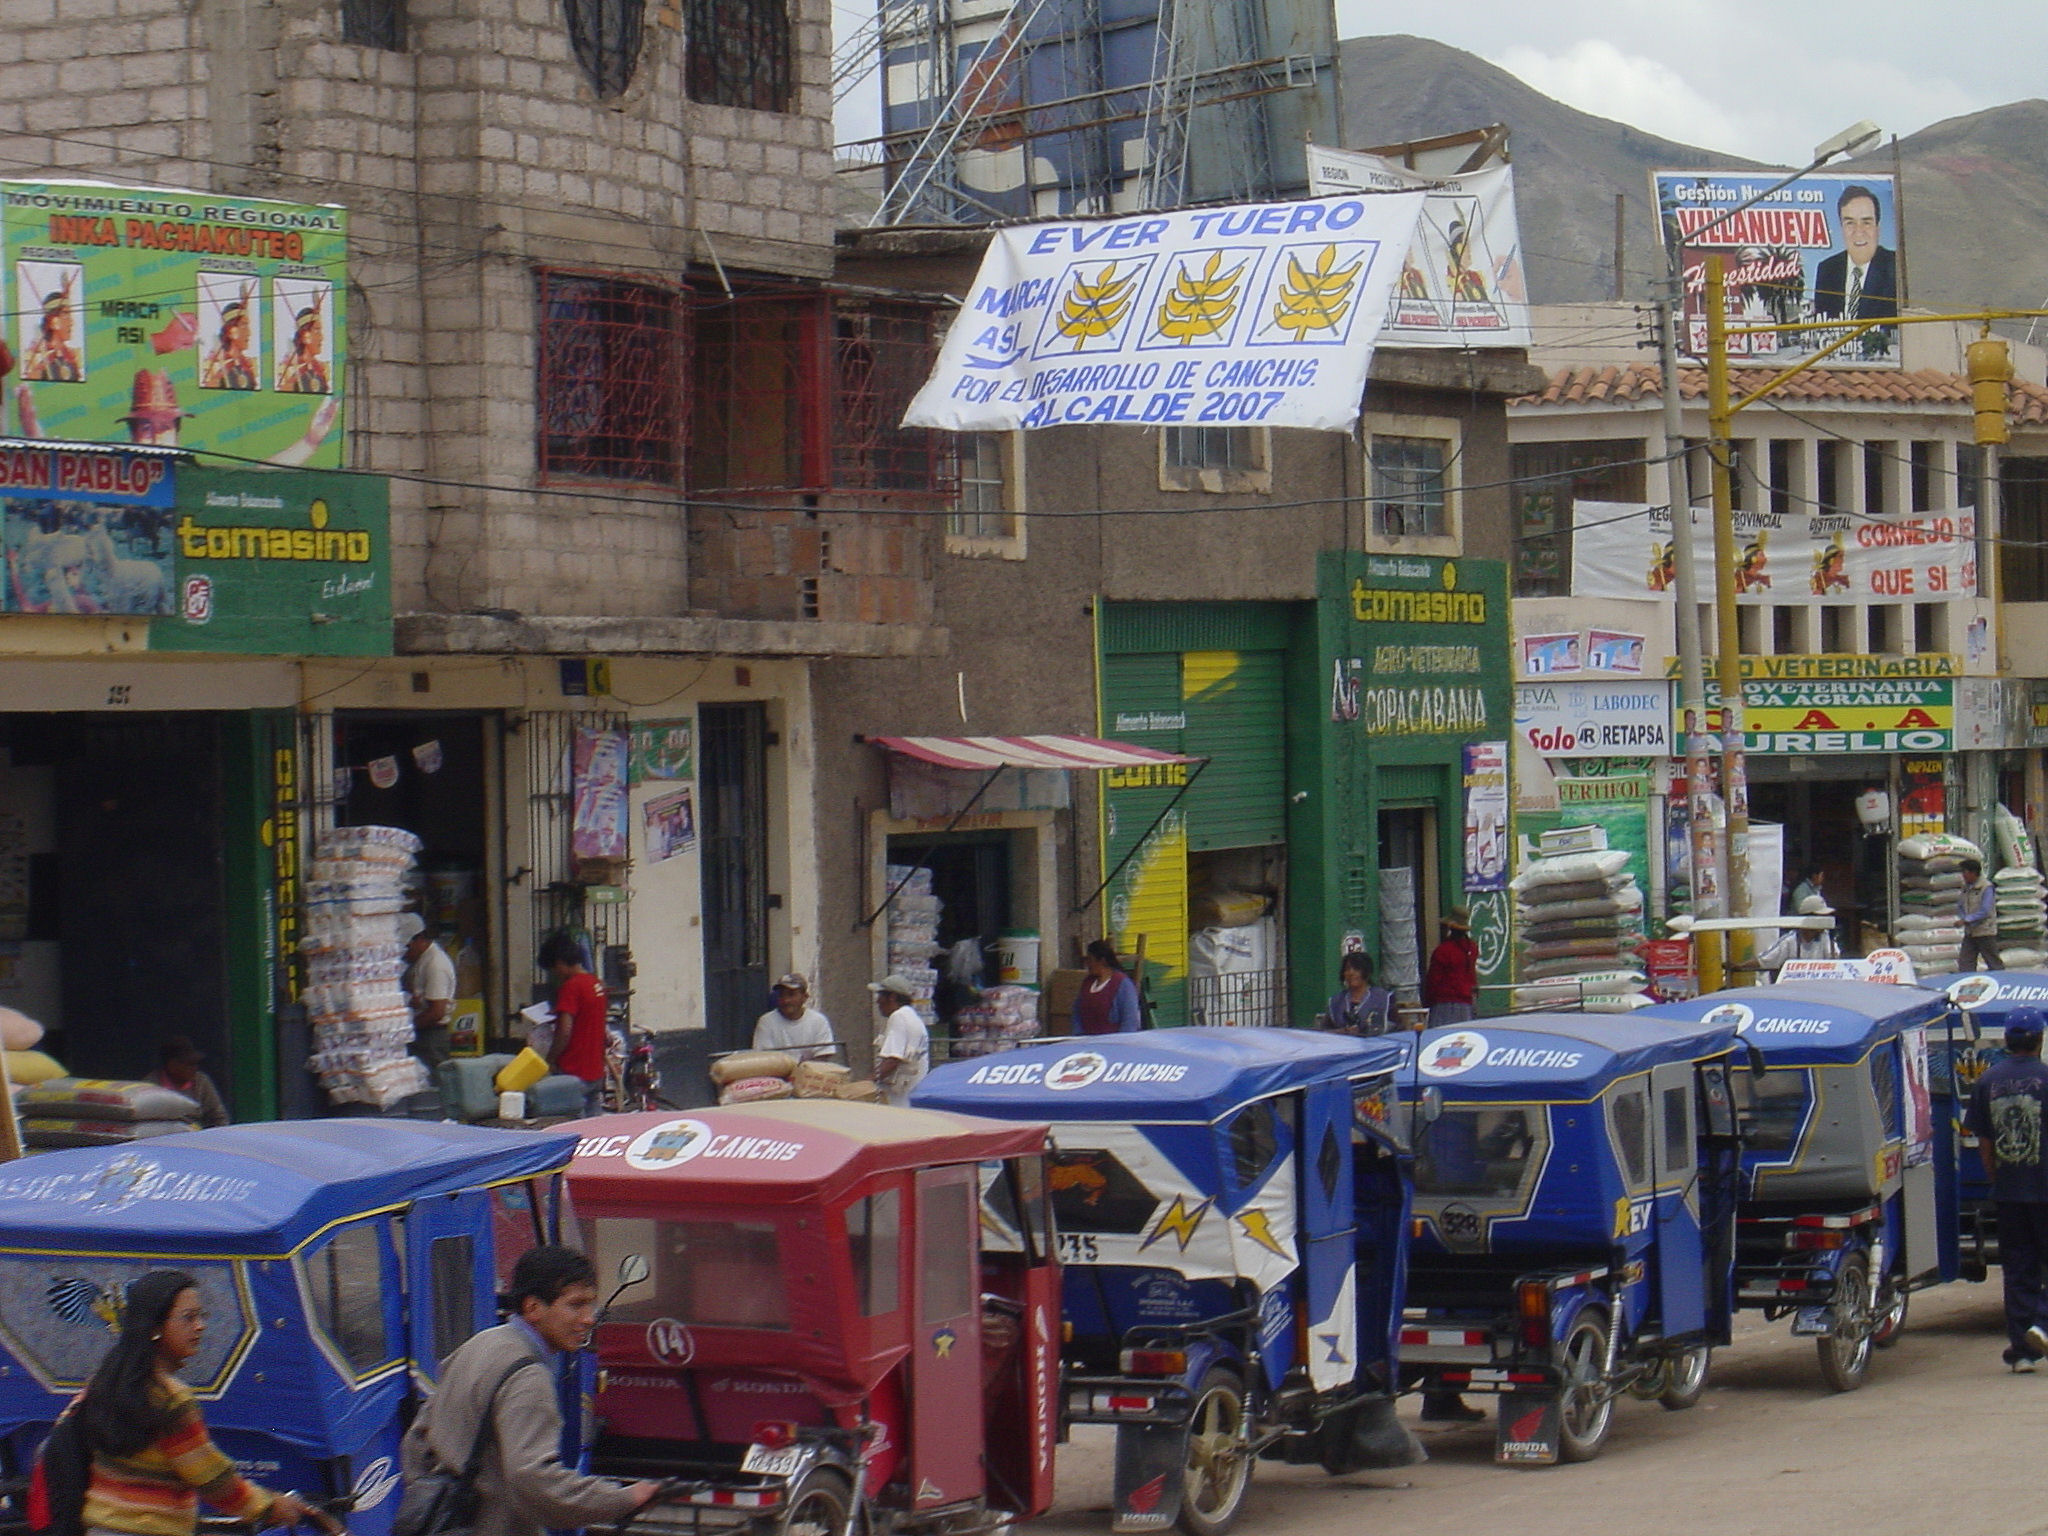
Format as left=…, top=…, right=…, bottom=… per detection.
left=400, top=1246, right=658, bottom=1536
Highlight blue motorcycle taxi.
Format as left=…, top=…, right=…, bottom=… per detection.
left=915, top=1027, right=1418, bottom=1536
left=0, top=1120, right=578, bottom=1536
left=1396, top=1013, right=1743, bottom=1465
left=1642, top=980, right=1967, bottom=1390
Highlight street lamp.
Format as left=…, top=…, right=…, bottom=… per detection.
left=1658, top=118, right=1880, bottom=990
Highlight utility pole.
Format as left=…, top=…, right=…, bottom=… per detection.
left=1704, top=254, right=1754, bottom=976
left=1656, top=293, right=1724, bottom=989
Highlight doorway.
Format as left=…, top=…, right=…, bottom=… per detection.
left=886, top=830, right=1014, bottom=1023
left=1377, top=806, right=1439, bottom=996
left=1750, top=775, right=1888, bottom=952
left=700, top=703, right=769, bottom=1052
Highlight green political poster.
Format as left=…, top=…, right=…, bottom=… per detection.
left=4, top=183, right=345, bottom=465
left=151, top=467, right=390, bottom=655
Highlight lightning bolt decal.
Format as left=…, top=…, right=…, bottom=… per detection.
left=1236, top=1207, right=1291, bottom=1259
left=1140, top=1195, right=1212, bottom=1252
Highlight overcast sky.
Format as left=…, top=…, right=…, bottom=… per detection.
left=1337, top=1, right=2048, bottom=164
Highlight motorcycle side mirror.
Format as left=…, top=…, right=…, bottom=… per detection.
left=598, top=1254, right=651, bottom=1321
left=1419, top=1086, right=1444, bottom=1125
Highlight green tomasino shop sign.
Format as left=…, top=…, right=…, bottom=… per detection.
left=151, top=466, right=391, bottom=655
left=1300, top=550, right=1512, bottom=1015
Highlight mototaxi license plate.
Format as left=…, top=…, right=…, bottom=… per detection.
left=740, top=1444, right=807, bottom=1477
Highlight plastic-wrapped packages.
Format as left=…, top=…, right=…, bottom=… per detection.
left=720, top=1075, right=795, bottom=1104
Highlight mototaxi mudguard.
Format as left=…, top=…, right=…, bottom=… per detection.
left=1109, top=1337, right=1233, bottom=1533
left=1493, top=1275, right=1610, bottom=1468
left=1790, top=1236, right=1862, bottom=1335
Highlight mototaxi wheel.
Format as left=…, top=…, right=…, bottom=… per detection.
left=1177, top=1366, right=1254, bottom=1536
left=1816, top=1251, right=1875, bottom=1392
left=1871, top=1276, right=1910, bottom=1349
left=778, top=1468, right=852, bottom=1536
left=1557, top=1309, right=1614, bottom=1464
left=1657, top=1346, right=1710, bottom=1411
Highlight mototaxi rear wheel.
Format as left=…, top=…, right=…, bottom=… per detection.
left=1816, top=1251, right=1874, bottom=1392
left=1871, top=1276, right=1910, bottom=1349
left=778, top=1468, right=852, bottom=1536
left=1557, top=1309, right=1614, bottom=1463
left=1177, top=1366, right=1253, bottom=1536
left=1656, top=1346, right=1710, bottom=1411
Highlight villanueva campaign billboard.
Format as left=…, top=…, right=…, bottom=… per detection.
left=1571, top=497, right=1975, bottom=605
left=902, top=191, right=1428, bottom=434
left=4, top=181, right=347, bottom=465
left=1653, top=170, right=1900, bottom=368
left=1305, top=145, right=1531, bottom=349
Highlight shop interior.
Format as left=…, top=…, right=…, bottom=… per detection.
left=884, top=829, right=1014, bottom=1024
left=1188, top=844, right=1285, bottom=1027
left=1750, top=770, right=1892, bottom=951
left=0, top=712, right=233, bottom=1085
left=333, top=713, right=492, bottom=1042
left=1378, top=805, right=1440, bottom=997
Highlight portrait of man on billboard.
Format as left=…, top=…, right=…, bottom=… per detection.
left=1812, top=184, right=1897, bottom=322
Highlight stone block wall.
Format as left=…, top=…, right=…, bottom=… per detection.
left=689, top=504, right=934, bottom=624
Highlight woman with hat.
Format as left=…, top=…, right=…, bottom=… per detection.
left=1421, top=907, right=1479, bottom=1027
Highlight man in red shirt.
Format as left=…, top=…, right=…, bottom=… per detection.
left=540, top=934, right=609, bottom=1116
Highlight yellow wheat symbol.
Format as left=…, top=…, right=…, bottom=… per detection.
left=1270, top=244, right=1361, bottom=336
left=1154, top=251, right=1245, bottom=343
left=1053, top=262, right=1138, bottom=348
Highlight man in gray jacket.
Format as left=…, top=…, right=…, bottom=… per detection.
left=403, top=1246, right=658, bottom=1536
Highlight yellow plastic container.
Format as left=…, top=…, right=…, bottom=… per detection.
left=495, top=1046, right=550, bottom=1095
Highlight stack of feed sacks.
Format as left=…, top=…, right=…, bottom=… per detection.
left=304, top=825, right=431, bottom=1109
left=17, top=1079, right=200, bottom=1148
left=1895, top=833, right=1978, bottom=975
left=1994, top=807, right=2048, bottom=968
left=884, top=865, right=942, bottom=1024
left=1510, top=846, right=1650, bottom=1011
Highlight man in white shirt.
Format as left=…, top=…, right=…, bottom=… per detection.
left=868, top=973, right=930, bottom=1106
left=400, top=911, right=458, bottom=1069
left=753, top=973, right=837, bottom=1060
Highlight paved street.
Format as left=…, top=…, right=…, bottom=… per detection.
left=1030, top=1282, right=2039, bottom=1536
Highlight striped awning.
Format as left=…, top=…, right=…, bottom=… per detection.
left=870, top=734, right=1200, bottom=772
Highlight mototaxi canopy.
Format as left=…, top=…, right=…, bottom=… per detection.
left=913, top=1026, right=1407, bottom=1125
left=1922, top=969, right=2048, bottom=1022
left=1400, top=1012, right=1741, bottom=1099
left=1641, top=981, right=1951, bottom=1067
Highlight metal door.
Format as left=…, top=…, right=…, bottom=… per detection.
left=1650, top=1061, right=1707, bottom=1336
left=909, top=1165, right=984, bottom=1510
left=1297, top=1081, right=1358, bottom=1391
left=699, top=703, right=768, bottom=1052
left=405, top=1188, right=497, bottom=1379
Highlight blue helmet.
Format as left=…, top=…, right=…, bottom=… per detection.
left=2005, top=1006, right=2045, bottom=1047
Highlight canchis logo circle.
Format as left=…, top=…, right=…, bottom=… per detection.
left=1946, top=974, right=2001, bottom=1010
left=1700, top=1002, right=1754, bottom=1033
left=626, top=1118, right=713, bottom=1170
left=1045, top=1051, right=1108, bottom=1091
left=1419, top=1030, right=1488, bottom=1079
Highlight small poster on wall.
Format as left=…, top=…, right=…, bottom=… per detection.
left=630, top=718, right=695, bottom=782
left=644, top=786, right=696, bottom=862
left=571, top=726, right=631, bottom=859
left=1462, top=741, right=1509, bottom=892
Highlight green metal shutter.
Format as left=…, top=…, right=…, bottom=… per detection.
left=1100, top=652, right=1190, bottom=1024
left=1183, top=650, right=1286, bottom=850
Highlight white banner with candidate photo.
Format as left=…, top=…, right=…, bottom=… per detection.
left=902, top=192, right=1428, bottom=434
left=1305, top=145, right=1531, bottom=348
left=1570, top=498, right=1976, bottom=604
left=1653, top=170, right=1901, bottom=368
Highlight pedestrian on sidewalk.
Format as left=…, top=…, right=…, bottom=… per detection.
left=1422, top=909, right=1479, bottom=1027
left=79, top=1270, right=319, bottom=1536
left=1966, top=1007, right=2048, bottom=1370
left=1959, top=858, right=2005, bottom=972
left=867, top=975, right=930, bottom=1106
left=401, top=1246, right=659, bottom=1536
left=538, top=936, right=609, bottom=1117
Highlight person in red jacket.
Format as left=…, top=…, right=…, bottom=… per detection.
left=1422, top=907, right=1479, bottom=1026
left=540, top=934, right=609, bottom=1116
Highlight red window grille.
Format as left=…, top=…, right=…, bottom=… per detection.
left=536, top=271, right=685, bottom=485
left=685, top=289, right=951, bottom=500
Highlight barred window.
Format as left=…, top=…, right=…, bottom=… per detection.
left=536, top=271, right=683, bottom=486
left=1371, top=435, right=1448, bottom=538
left=686, top=0, right=791, bottom=111
left=1165, top=426, right=1258, bottom=472
left=834, top=301, right=946, bottom=494
left=342, top=0, right=405, bottom=49
left=565, top=0, right=646, bottom=99
left=949, top=433, right=1011, bottom=540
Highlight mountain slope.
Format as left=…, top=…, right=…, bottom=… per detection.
left=1338, top=36, right=2048, bottom=318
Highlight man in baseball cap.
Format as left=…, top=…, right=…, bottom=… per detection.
left=752, top=972, right=836, bottom=1061
left=1968, top=1006, right=2048, bottom=1369
left=868, top=975, right=929, bottom=1106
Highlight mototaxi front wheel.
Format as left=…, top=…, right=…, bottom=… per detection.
left=1657, top=1346, right=1710, bottom=1411
left=1816, top=1251, right=1875, bottom=1392
left=1177, top=1366, right=1254, bottom=1536
left=1871, top=1276, right=1910, bottom=1349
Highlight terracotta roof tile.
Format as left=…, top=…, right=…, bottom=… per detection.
left=1516, top=364, right=2048, bottom=424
